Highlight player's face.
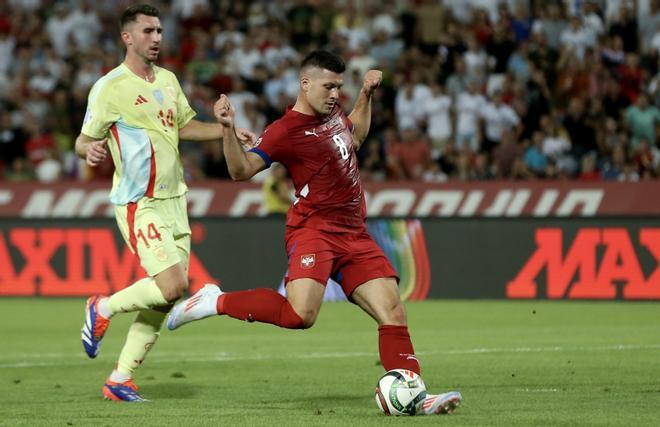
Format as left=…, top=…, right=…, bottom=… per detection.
left=123, top=15, right=162, bottom=63
left=304, top=68, right=343, bottom=115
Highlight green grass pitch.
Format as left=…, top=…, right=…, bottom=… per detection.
left=0, top=299, right=659, bottom=426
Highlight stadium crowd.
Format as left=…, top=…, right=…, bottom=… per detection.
left=0, top=0, right=659, bottom=183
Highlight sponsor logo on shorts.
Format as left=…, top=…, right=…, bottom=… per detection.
left=301, top=254, right=315, bottom=269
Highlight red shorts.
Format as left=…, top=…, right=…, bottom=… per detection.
left=284, top=226, right=399, bottom=297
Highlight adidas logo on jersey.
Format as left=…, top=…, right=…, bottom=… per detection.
left=134, top=95, right=148, bottom=105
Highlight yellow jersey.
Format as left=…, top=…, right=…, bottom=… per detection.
left=81, top=63, right=196, bottom=205
left=262, top=175, right=291, bottom=214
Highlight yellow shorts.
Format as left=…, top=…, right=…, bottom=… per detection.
left=114, top=195, right=191, bottom=277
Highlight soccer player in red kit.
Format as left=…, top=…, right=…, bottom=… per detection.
left=167, top=51, right=461, bottom=415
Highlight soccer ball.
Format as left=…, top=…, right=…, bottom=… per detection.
left=375, top=369, right=427, bottom=416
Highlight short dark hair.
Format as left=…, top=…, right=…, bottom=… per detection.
left=301, top=50, right=346, bottom=74
left=120, top=4, right=159, bottom=30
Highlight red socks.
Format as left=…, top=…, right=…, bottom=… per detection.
left=215, top=291, right=419, bottom=374
left=216, top=288, right=305, bottom=329
left=378, top=325, right=421, bottom=374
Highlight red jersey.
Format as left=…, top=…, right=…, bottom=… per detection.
left=249, top=105, right=365, bottom=232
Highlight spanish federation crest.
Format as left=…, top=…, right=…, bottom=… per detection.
left=153, top=89, right=164, bottom=105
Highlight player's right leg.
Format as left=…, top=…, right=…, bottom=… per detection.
left=169, top=227, right=330, bottom=331
left=167, top=278, right=325, bottom=330
left=81, top=262, right=187, bottom=359
left=82, top=277, right=169, bottom=359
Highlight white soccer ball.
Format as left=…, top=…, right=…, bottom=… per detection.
left=375, top=369, right=427, bottom=416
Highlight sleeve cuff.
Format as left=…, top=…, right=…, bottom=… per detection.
left=249, top=147, right=272, bottom=168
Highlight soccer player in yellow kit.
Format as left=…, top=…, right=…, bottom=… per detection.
left=75, top=4, right=254, bottom=401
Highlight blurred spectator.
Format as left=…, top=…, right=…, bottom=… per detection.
left=229, top=37, right=263, bottom=81
left=609, top=4, right=638, bottom=53
left=415, top=0, right=449, bottom=55
left=486, top=21, right=516, bottom=74
left=69, top=0, right=102, bottom=54
left=5, top=157, right=34, bottom=182
left=46, top=3, right=74, bottom=58
left=560, top=15, right=597, bottom=61
left=386, top=127, right=431, bottom=180
left=262, top=163, right=292, bottom=216
left=263, top=31, right=299, bottom=74
left=602, top=144, right=627, bottom=180
left=346, top=42, right=378, bottom=78
left=172, top=0, right=209, bottom=20
left=0, top=0, right=658, bottom=184
left=201, top=140, right=230, bottom=179
left=445, top=56, right=469, bottom=98
left=602, top=36, right=626, bottom=68
left=524, top=131, right=548, bottom=177
left=563, top=97, right=598, bottom=161
left=0, top=109, right=26, bottom=170
left=480, top=90, right=521, bottom=153
left=423, top=82, right=453, bottom=157
left=624, top=93, right=660, bottom=149
left=455, top=79, right=486, bottom=152
left=639, top=0, right=660, bottom=53
left=632, top=137, right=657, bottom=177
left=24, top=120, right=56, bottom=167
left=492, top=129, right=520, bottom=178
left=394, top=76, right=431, bottom=131
left=532, top=3, right=567, bottom=51
left=464, top=35, right=488, bottom=83
left=578, top=153, right=601, bottom=181
left=360, top=138, right=387, bottom=181
left=228, top=76, right=259, bottom=131
left=540, top=115, right=573, bottom=173
left=582, top=1, right=605, bottom=38
left=511, top=2, right=533, bottom=43
left=370, top=1, right=399, bottom=39
left=471, top=151, right=495, bottom=180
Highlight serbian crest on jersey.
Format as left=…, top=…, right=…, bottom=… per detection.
left=300, top=254, right=316, bottom=269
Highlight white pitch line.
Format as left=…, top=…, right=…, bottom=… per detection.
left=516, top=388, right=560, bottom=393
left=0, top=344, right=658, bottom=369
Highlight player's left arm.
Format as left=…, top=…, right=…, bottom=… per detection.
left=179, top=119, right=257, bottom=147
left=348, top=69, right=382, bottom=151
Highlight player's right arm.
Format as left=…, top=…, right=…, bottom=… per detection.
left=214, top=95, right=266, bottom=181
left=77, top=78, right=118, bottom=167
left=75, top=134, right=108, bottom=167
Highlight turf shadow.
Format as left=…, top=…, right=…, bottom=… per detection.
left=140, top=382, right=198, bottom=399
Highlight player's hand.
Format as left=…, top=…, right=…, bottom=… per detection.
left=86, top=138, right=108, bottom=167
left=363, top=70, right=382, bottom=96
left=236, top=128, right=257, bottom=147
left=214, top=95, right=235, bottom=128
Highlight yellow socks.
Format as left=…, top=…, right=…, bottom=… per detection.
left=113, top=308, right=167, bottom=379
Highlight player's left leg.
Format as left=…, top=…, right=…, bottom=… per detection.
left=350, top=278, right=419, bottom=373
left=102, top=307, right=168, bottom=402
left=351, top=279, right=461, bottom=415
left=168, top=227, right=334, bottom=330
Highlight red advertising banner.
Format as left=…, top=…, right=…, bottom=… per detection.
left=1, top=181, right=659, bottom=218
left=0, top=226, right=214, bottom=297
left=507, top=228, right=660, bottom=300
left=1, top=218, right=659, bottom=299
